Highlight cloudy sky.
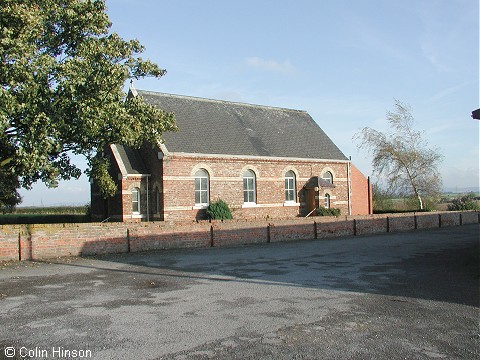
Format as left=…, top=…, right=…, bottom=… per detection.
left=19, top=0, right=479, bottom=206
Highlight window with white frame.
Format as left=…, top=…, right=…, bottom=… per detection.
left=284, top=171, right=296, bottom=202
left=194, top=169, right=209, bottom=206
left=322, top=171, right=333, bottom=184
left=324, top=193, right=331, bottom=208
left=243, top=170, right=256, bottom=203
left=132, top=187, right=140, bottom=214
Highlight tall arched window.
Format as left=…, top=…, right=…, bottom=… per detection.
left=132, top=187, right=140, bottom=214
left=243, top=170, right=256, bottom=203
left=324, top=193, right=331, bottom=209
left=285, top=171, right=296, bottom=202
left=322, top=171, right=333, bottom=184
left=194, top=169, right=209, bottom=206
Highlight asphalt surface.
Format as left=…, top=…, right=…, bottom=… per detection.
left=0, top=224, right=478, bottom=359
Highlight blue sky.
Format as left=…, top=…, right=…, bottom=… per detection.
left=19, top=0, right=479, bottom=206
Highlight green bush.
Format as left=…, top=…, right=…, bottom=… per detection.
left=206, top=199, right=233, bottom=220
left=447, top=193, right=480, bottom=211
left=316, top=207, right=341, bottom=217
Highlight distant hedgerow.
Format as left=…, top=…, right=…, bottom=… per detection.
left=447, top=193, right=479, bottom=211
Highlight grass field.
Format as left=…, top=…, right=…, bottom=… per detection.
left=372, top=192, right=479, bottom=214
left=0, top=206, right=90, bottom=225
left=14, top=206, right=88, bottom=215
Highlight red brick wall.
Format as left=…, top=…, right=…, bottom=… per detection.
left=440, top=212, right=460, bottom=227
left=161, top=154, right=352, bottom=221
left=354, top=216, right=388, bottom=235
left=416, top=213, right=441, bottom=229
left=315, top=218, right=355, bottom=239
left=0, top=223, right=129, bottom=261
left=31, top=223, right=129, bottom=259
left=387, top=214, right=416, bottom=232
left=212, top=221, right=269, bottom=246
left=128, top=222, right=212, bottom=251
left=91, top=147, right=375, bottom=221
left=1, top=211, right=477, bottom=262
left=118, top=176, right=149, bottom=222
left=461, top=212, right=480, bottom=224
left=0, top=225, right=21, bottom=261
left=269, top=219, right=316, bottom=242
left=350, top=163, right=372, bottom=215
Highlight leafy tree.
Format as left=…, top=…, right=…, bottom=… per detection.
left=0, top=170, right=22, bottom=213
left=0, top=0, right=177, bottom=202
left=0, top=136, right=21, bottom=212
left=354, top=100, right=443, bottom=210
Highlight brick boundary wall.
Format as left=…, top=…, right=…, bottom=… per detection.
left=0, top=211, right=478, bottom=262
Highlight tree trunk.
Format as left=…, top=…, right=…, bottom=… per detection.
left=417, top=194, right=424, bottom=210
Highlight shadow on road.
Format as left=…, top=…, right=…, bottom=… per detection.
left=21, top=224, right=480, bottom=308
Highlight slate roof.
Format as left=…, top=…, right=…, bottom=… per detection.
left=138, top=90, right=348, bottom=161
left=304, top=177, right=336, bottom=189
left=111, top=144, right=148, bottom=175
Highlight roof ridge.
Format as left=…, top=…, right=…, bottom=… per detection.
left=136, top=89, right=307, bottom=114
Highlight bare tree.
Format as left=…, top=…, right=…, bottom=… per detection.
left=354, top=100, right=443, bottom=210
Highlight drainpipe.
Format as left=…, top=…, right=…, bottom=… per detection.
left=367, top=176, right=372, bottom=215
left=146, top=175, right=150, bottom=222
left=347, top=160, right=352, bottom=216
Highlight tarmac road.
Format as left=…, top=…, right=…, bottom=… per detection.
left=0, top=224, right=478, bottom=359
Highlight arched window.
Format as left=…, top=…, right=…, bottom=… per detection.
left=194, top=169, right=209, bottom=206
left=285, top=171, right=296, bottom=202
left=324, top=193, right=331, bottom=209
left=243, top=170, right=256, bottom=203
left=132, top=187, right=140, bottom=214
left=322, top=171, right=333, bottom=184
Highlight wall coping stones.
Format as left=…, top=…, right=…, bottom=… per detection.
left=0, top=211, right=478, bottom=262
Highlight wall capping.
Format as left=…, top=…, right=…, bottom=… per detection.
left=0, top=211, right=477, bottom=262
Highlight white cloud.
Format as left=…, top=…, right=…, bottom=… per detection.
left=245, top=57, right=296, bottom=75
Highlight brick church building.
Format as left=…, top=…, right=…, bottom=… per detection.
left=91, top=88, right=372, bottom=222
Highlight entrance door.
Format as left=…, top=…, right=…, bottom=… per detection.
left=305, top=188, right=317, bottom=215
